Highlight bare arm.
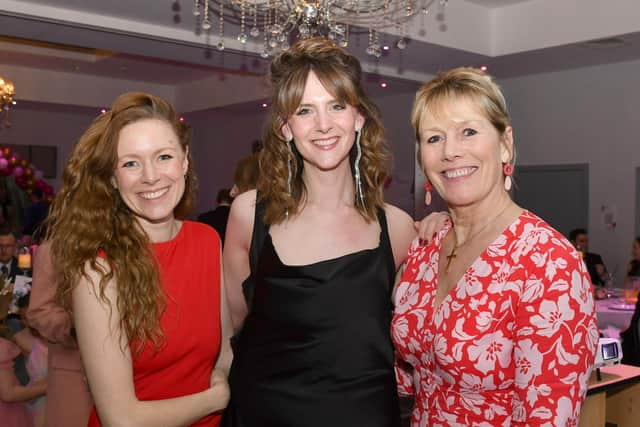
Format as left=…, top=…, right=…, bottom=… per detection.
left=73, top=261, right=228, bottom=427
left=12, top=329, right=33, bottom=356
left=223, top=190, right=255, bottom=333
left=27, top=241, right=75, bottom=348
left=384, top=204, right=417, bottom=271
left=215, top=240, right=233, bottom=376
left=0, top=368, right=46, bottom=402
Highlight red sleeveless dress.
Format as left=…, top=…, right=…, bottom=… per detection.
left=88, top=221, right=222, bottom=427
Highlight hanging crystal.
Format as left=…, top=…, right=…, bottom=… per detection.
left=237, top=1, right=247, bottom=43
left=201, top=0, right=211, bottom=30
left=190, top=0, right=446, bottom=57
left=216, top=0, right=223, bottom=49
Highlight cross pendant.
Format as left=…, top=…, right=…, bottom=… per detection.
left=444, top=247, right=457, bottom=273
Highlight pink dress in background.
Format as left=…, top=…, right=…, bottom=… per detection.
left=26, top=338, right=48, bottom=427
left=0, top=337, right=33, bottom=427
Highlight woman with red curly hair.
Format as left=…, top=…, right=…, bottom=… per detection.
left=46, top=92, right=231, bottom=426
left=222, top=38, right=416, bottom=426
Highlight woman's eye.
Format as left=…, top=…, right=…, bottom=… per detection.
left=332, top=103, right=346, bottom=111
left=463, top=128, right=478, bottom=137
left=426, top=135, right=441, bottom=144
left=295, top=107, right=311, bottom=116
left=122, top=160, right=137, bottom=168
left=159, top=154, right=173, bottom=161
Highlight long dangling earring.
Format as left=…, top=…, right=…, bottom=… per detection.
left=287, top=140, right=294, bottom=196
left=424, top=180, right=433, bottom=206
left=354, top=129, right=365, bottom=206
left=503, top=163, right=514, bottom=191
left=286, top=140, right=294, bottom=219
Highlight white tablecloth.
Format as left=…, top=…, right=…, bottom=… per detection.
left=596, top=298, right=635, bottom=336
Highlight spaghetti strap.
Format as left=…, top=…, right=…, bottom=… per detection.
left=377, top=207, right=396, bottom=289
left=242, top=194, right=267, bottom=310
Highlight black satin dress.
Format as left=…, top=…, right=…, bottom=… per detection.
left=223, top=202, right=401, bottom=427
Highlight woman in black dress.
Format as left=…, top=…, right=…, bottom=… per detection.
left=222, top=38, right=416, bottom=427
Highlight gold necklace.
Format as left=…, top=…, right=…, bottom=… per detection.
left=444, top=204, right=511, bottom=273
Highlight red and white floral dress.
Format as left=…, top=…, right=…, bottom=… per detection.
left=392, top=211, right=598, bottom=427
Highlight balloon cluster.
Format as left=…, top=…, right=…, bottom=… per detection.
left=0, top=146, right=55, bottom=202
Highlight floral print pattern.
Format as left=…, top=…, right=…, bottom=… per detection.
left=392, top=211, right=597, bottom=426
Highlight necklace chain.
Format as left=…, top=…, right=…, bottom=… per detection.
left=444, top=204, right=511, bottom=273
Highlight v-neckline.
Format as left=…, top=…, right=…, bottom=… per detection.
left=431, top=211, right=523, bottom=311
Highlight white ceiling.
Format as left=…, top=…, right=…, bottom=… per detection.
left=465, top=0, right=532, bottom=6
left=0, top=0, right=639, bottom=112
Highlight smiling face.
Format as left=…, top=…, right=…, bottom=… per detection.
left=281, top=70, right=364, bottom=174
left=113, top=118, right=188, bottom=233
left=418, top=97, right=513, bottom=209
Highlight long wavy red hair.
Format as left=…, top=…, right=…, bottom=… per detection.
left=46, top=92, right=197, bottom=353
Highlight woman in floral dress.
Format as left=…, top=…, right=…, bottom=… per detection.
left=392, top=67, right=598, bottom=426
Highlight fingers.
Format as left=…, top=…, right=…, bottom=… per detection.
left=414, top=212, right=451, bottom=244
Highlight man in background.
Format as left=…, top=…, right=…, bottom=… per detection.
left=0, top=225, right=21, bottom=281
left=197, top=188, right=233, bottom=244
left=570, top=228, right=608, bottom=286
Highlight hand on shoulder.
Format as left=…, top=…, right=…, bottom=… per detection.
left=414, top=211, right=450, bottom=244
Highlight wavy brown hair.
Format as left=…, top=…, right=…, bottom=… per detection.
left=46, top=92, right=196, bottom=353
left=259, top=37, right=390, bottom=224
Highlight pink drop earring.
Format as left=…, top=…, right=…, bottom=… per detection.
left=424, top=180, right=433, bottom=206
left=503, top=163, right=514, bottom=191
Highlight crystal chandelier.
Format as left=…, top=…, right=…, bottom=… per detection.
left=192, top=0, right=448, bottom=58
left=0, top=76, right=16, bottom=129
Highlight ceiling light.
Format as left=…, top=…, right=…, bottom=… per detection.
left=192, top=0, right=446, bottom=58
left=0, top=76, right=16, bottom=129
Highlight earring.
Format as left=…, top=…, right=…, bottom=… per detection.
left=287, top=140, right=294, bottom=196
left=503, top=163, right=514, bottom=191
left=424, top=180, right=433, bottom=206
left=354, top=130, right=364, bottom=206
left=285, top=140, right=294, bottom=220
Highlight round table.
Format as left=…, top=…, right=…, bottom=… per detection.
left=596, top=298, right=635, bottom=336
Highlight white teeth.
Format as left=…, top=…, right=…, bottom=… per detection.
left=140, top=188, right=168, bottom=199
left=444, top=167, right=475, bottom=179
left=313, top=137, right=337, bottom=147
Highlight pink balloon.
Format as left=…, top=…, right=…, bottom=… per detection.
left=0, top=158, right=7, bottom=170
left=34, top=170, right=43, bottom=180
left=13, top=166, right=24, bottom=177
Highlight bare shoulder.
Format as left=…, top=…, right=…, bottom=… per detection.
left=383, top=203, right=415, bottom=234
left=76, top=257, right=116, bottom=298
left=226, top=189, right=257, bottom=251
left=229, top=190, right=257, bottom=225
left=383, top=203, right=417, bottom=268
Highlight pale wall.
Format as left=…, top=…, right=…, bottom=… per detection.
left=500, top=58, right=640, bottom=281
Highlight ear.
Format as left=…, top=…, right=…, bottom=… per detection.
left=500, top=126, right=514, bottom=164
left=281, top=122, right=293, bottom=142
left=111, top=175, right=118, bottom=189
left=355, top=112, right=365, bottom=133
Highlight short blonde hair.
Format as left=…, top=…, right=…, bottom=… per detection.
left=411, top=67, right=514, bottom=166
